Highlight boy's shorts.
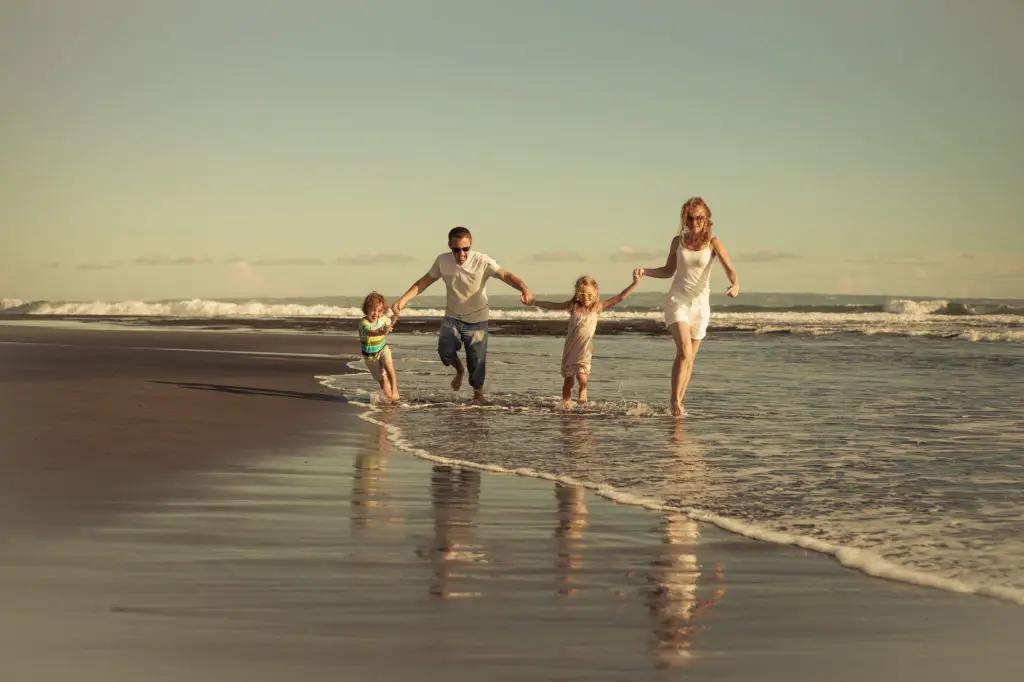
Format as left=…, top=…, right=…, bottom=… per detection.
left=363, top=345, right=392, bottom=383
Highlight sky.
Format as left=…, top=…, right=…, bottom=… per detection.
left=2, top=0, right=1022, bottom=301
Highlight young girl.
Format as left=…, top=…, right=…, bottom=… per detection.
left=359, top=291, right=400, bottom=400
left=533, top=271, right=643, bottom=409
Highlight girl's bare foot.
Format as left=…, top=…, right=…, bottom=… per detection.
left=670, top=402, right=684, bottom=417
left=451, top=370, right=464, bottom=391
left=577, top=388, right=588, bottom=404
left=561, top=399, right=574, bottom=411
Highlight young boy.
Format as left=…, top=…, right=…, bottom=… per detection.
left=359, top=291, right=400, bottom=400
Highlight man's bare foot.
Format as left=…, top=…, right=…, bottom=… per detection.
left=472, top=389, right=486, bottom=403
left=451, top=370, right=464, bottom=392
left=670, top=402, right=684, bottom=417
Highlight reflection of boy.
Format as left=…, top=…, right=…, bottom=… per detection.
left=359, top=291, right=399, bottom=400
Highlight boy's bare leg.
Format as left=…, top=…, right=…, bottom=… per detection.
left=576, top=373, right=589, bottom=404
left=382, top=356, right=399, bottom=400
left=451, top=356, right=465, bottom=392
left=561, top=376, right=574, bottom=410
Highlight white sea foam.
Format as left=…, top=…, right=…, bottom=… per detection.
left=317, top=368, right=1024, bottom=608
left=884, top=299, right=949, bottom=315
left=7, top=297, right=1020, bottom=342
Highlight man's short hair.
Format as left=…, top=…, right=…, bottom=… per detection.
left=448, top=226, right=472, bottom=242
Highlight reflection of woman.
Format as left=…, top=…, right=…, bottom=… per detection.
left=422, top=465, right=485, bottom=598
left=636, top=197, right=739, bottom=416
left=646, top=515, right=724, bottom=669
left=554, top=484, right=588, bottom=595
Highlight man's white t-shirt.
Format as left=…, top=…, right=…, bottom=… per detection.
left=428, top=251, right=500, bottom=323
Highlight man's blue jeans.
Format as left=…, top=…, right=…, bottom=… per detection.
left=437, top=317, right=488, bottom=390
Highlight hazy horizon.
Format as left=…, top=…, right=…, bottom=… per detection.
left=3, top=1, right=1021, bottom=301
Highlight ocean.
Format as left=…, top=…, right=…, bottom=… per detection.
left=3, top=291, right=1022, bottom=604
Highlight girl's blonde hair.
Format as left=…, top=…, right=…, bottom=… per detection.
left=571, top=275, right=600, bottom=312
left=680, top=196, right=714, bottom=248
left=361, top=291, right=387, bottom=316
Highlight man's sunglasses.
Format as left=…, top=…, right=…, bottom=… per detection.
left=451, top=246, right=471, bottom=254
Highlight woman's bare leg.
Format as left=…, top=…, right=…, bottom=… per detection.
left=668, top=323, right=694, bottom=417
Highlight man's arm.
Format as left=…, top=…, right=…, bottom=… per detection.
left=494, top=268, right=534, bottom=305
left=392, top=273, right=439, bottom=315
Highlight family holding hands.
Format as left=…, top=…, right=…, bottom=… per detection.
left=358, top=197, right=739, bottom=417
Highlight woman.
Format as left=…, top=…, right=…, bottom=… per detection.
left=635, top=197, right=739, bottom=417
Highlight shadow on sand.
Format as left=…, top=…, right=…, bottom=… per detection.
left=151, top=380, right=349, bottom=403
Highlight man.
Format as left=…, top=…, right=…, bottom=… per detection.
left=392, top=226, right=534, bottom=402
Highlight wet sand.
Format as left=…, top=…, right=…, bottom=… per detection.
left=1, top=324, right=1022, bottom=681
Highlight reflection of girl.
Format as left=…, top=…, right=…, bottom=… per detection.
left=554, top=484, right=588, bottom=595
left=636, top=197, right=739, bottom=416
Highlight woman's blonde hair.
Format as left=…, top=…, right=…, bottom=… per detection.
left=571, top=275, right=600, bottom=312
left=680, top=196, right=713, bottom=248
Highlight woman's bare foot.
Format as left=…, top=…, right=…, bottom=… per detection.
left=670, top=402, right=684, bottom=417
left=451, top=370, right=464, bottom=392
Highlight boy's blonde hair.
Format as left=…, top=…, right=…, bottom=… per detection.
left=571, top=275, right=600, bottom=312
left=361, top=291, right=387, bottom=316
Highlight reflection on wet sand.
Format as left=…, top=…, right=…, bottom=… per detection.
left=419, top=465, right=486, bottom=598
left=351, top=421, right=402, bottom=531
left=554, top=483, right=588, bottom=595
left=645, top=515, right=725, bottom=669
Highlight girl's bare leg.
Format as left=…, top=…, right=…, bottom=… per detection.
left=576, top=373, right=589, bottom=404
left=562, top=376, right=575, bottom=410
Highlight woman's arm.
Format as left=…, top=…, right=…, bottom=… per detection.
left=600, top=270, right=644, bottom=310
left=532, top=299, right=572, bottom=311
left=711, top=237, right=739, bottom=297
left=636, top=237, right=679, bottom=279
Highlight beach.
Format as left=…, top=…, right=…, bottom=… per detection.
left=2, top=324, right=1022, bottom=681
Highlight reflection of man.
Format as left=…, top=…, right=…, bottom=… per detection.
left=646, top=515, right=724, bottom=669
left=554, top=484, right=588, bottom=595
left=421, top=465, right=485, bottom=598
left=392, top=226, right=534, bottom=402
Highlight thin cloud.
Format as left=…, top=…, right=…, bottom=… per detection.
left=133, top=254, right=214, bottom=266
left=609, top=246, right=664, bottom=263
left=532, top=250, right=586, bottom=263
left=736, top=250, right=801, bottom=263
left=252, top=257, right=327, bottom=266
left=76, top=263, right=115, bottom=271
left=335, top=253, right=416, bottom=265
left=41, top=262, right=61, bottom=269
